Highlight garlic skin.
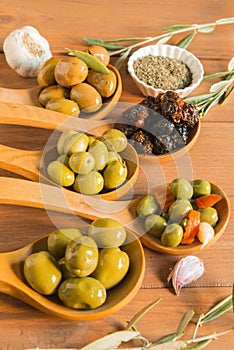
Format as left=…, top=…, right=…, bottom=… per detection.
left=167, top=255, right=205, bottom=296
left=3, top=25, right=52, bottom=77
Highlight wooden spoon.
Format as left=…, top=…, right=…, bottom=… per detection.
left=0, top=229, right=145, bottom=320
left=0, top=64, right=122, bottom=121
left=0, top=176, right=230, bottom=255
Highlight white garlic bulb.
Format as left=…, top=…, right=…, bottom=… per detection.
left=3, top=25, right=52, bottom=77
left=167, top=255, right=205, bottom=295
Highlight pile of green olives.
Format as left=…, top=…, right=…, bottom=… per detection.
left=47, top=128, right=129, bottom=195
left=23, top=218, right=130, bottom=310
left=136, top=178, right=220, bottom=248
left=37, top=45, right=117, bottom=116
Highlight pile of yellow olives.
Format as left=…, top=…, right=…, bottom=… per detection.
left=37, top=45, right=117, bottom=116
left=136, top=178, right=220, bottom=248
left=23, top=218, right=130, bottom=310
left=47, top=128, right=129, bottom=195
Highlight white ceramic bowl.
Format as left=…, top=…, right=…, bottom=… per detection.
left=128, top=44, right=204, bottom=98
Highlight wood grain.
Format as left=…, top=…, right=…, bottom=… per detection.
left=0, top=0, right=234, bottom=349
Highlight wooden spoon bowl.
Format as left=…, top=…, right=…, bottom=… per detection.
left=0, top=64, right=122, bottom=121
left=0, top=228, right=145, bottom=320
left=0, top=177, right=230, bottom=255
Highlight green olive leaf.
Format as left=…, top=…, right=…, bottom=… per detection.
left=216, top=17, right=234, bottom=24
left=185, top=339, right=212, bottom=349
left=163, top=24, right=194, bottom=32
left=203, top=71, right=230, bottom=80
left=81, top=37, right=126, bottom=50
left=148, top=340, right=187, bottom=349
left=200, top=295, right=233, bottom=324
left=209, top=80, right=230, bottom=93
left=176, top=32, right=197, bottom=48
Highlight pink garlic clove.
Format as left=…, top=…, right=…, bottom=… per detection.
left=167, top=255, right=205, bottom=296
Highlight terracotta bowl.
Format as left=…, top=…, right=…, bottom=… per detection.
left=140, top=182, right=230, bottom=255
left=2, top=228, right=145, bottom=320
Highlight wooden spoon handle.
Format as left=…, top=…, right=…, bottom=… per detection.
left=0, top=86, right=41, bottom=106
left=0, top=101, right=113, bottom=132
left=0, top=144, right=42, bottom=181
left=0, top=177, right=134, bottom=223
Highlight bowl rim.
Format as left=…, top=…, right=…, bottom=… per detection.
left=139, top=182, right=231, bottom=255
left=127, top=44, right=204, bottom=97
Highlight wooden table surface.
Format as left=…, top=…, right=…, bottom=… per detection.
left=0, top=0, right=233, bottom=349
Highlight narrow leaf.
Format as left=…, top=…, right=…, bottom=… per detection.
left=155, top=332, right=179, bottom=344
left=201, top=295, right=232, bottom=324
left=157, top=35, right=172, bottom=45
left=209, top=80, right=230, bottom=93
left=203, top=71, right=230, bottom=80
left=81, top=37, right=126, bottom=50
left=163, top=24, right=193, bottom=32
left=197, top=26, right=215, bottom=33
left=80, top=330, right=140, bottom=350
left=216, top=17, right=234, bottom=24
left=126, top=298, right=162, bottom=330
left=185, top=339, right=212, bottom=349
left=105, top=37, right=147, bottom=43
left=176, top=32, right=196, bottom=48
left=185, top=93, right=215, bottom=104
left=115, top=48, right=131, bottom=69
left=148, top=340, right=187, bottom=349
left=177, top=310, right=195, bottom=335
left=219, top=82, right=234, bottom=104
left=228, top=56, right=234, bottom=71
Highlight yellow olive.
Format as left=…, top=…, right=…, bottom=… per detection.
left=68, top=151, right=95, bottom=174
left=65, top=236, right=99, bottom=277
left=88, top=45, right=110, bottom=66
left=88, top=218, right=127, bottom=248
left=101, top=128, right=128, bottom=152
left=56, top=129, right=78, bottom=155
left=47, top=228, right=82, bottom=259
left=58, top=277, right=106, bottom=309
left=54, top=56, right=88, bottom=87
left=87, top=69, right=117, bottom=98
left=73, top=171, right=104, bottom=195
left=58, top=257, right=77, bottom=279
left=103, top=160, right=128, bottom=190
left=63, top=132, right=89, bottom=155
left=38, top=85, right=69, bottom=106
left=24, top=251, right=62, bottom=295
left=47, top=160, right=75, bottom=186
left=45, top=98, right=80, bottom=117
left=70, top=83, right=102, bottom=113
left=106, top=151, right=120, bottom=165
left=37, top=56, right=60, bottom=87
left=56, top=154, right=70, bottom=167
left=88, top=139, right=108, bottom=171
left=136, top=194, right=159, bottom=219
left=92, top=247, right=129, bottom=289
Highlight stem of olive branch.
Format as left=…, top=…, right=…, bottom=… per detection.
left=109, top=18, right=234, bottom=57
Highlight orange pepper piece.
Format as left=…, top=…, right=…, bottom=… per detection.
left=181, top=209, right=200, bottom=245
left=195, top=193, right=222, bottom=209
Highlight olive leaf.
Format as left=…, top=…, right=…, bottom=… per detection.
left=148, top=340, right=188, bottom=349
left=163, top=24, right=193, bottom=32
left=216, top=17, right=234, bottom=24
left=203, top=71, right=230, bottom=80
left=197, top=26, right=215, bottom=33
left=209, top=80, right=230, bottom=93
left=185, top=339, right=212, bottom=349
left=82, top=37, right=126, bottom=50
left=199, top=294, right=233, bottom=324
left=176, top=32, right=197, bottom=48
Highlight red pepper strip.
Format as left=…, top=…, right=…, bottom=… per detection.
left=181, top=209, right=200, bottom=245
left=195, top=193, right=222, bottom=209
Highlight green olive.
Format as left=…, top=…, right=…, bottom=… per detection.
left=136, top=194, right=159, bottom=219
left=73, top=171, right=104, bottom=195
left=88, top=139, right=109, bottom=171
left=170, top=178, right=193, bottom=199
left=101, top=129, right=128, bottom=152
left=37, top=56, right=60, bottom=87
left=144, top=214, right=167, bottom=238
left=58, top=257, right=77, bottom=279
left=56, top=154, right=70, bottom=167
left=92, top=247, right=129, bottom=289
left=198, top=207, right=219, bottom=226
left=54, top=57, right=88, bottom=87
left=45, top=98, right=80, bottom=117
left=24, top=251, right=62, bottom=295
left=38, top=85, right=69, bottom=106
left=168, top=199, right=193, bottom=223
left=88, top=218, right=127, bottom=248
left=70, top=83, right=102, bottom=113
left=65, top=236, right=98, bottom=277
left=88, top=45, right=110, bottom=66
left=68, top=151, right=95, bottom=174
left=58, top=277, right=106, bottom=309
left=103, top=160, right=128, bottom=190
left=47, top=160, right=75, bottom=186
left=161, top=223, right=183, bottom=247
left=87, top=69, right=117, bottom=98
left=193, top=179, right=211, bottom=198
left=106, top=151, right=120, bottom=165
left=63, top=132, right=89, bottom=155
left=47, top=228, right=82, bottom=259
left=56, top=129, right=78, bottom=155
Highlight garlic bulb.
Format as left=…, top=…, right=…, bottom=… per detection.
left=167, top=255, right=205, bottom=295
left=3, top=25, right=52, bottom=77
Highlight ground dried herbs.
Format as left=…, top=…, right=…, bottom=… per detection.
left=120, top=91, right=199, bottom=156
left=133, top=55, right=192, bottom=90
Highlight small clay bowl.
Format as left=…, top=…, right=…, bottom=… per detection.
left=140, top=182, right=230, bottom=255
